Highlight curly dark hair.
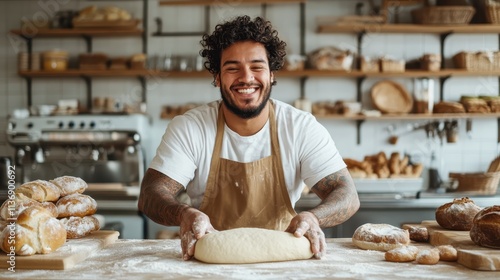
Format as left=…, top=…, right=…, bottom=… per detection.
left=200, top=15, right=286, bottom=80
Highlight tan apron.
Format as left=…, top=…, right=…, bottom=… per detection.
left=199, top=101, right=296, bottom=231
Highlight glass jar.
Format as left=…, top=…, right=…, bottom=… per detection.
left=42, top=50, right=69, bottom=71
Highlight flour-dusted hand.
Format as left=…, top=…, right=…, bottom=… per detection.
left=285, top=211, right=326, bottom=259
left=179, top=207, right=217, bottom=260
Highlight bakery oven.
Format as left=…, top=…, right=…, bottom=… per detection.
left=6, top=114, right=151, bottom=239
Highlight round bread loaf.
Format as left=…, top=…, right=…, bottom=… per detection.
left=470, top=205, right=500, bottom=249
left=56, top=193, right=97, bottom=218
left=352, top=223, right=410, bottom=251
left=435, top=197, right=482, bottom=230
left=0, top=206, right=66, bottom=255
left=416, top=248, right=440, bottom=265
left=59, top=215, right=100, bottom=239
left=15, top=180, right=61, bottom=202
left=385, top=245, right=419, bottom=262
left=50, top=176, right=88, bottom=197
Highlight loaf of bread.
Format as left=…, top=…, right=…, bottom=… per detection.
left=50, top=176, right=88, bottom=197
left=59, top=215, right=100, bottom=239
left=15, top=180, right=61, bottom=202
left=352, top=223, right=410, bottom=251
left=385, top=245, right=419, bottom=262
left=0, top=193, right=57, bottom=220
left=470, top=205, right=500, bottom=249
left=435, top=197, right=482, bottom=230
left=56, top=193, right=97, bottom=218
left=402, top=224, right=429, bottom=242
left=0, top=206, right=66, bottom=255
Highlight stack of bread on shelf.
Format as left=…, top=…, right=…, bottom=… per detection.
left=345, top=151, right=423, bottom=179
left=351, top=197, right=500, bottom=266
left=0, top=176, right=100, bottom=256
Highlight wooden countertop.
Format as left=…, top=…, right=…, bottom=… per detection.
left=2, top=238, right=499, bottom=279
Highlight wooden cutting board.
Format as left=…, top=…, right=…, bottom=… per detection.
left=421, top=220, right=500, bottom=271
left=0, top=230, right=119, bottom=270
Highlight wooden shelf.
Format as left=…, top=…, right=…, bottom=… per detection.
left=317, top=23, right=500, bottom=34
left=18, top=69, right=153, bottom=78
left=160, top=0, right=305, bottom=6
left=10, top=28, right=143, bottom=38
left=315, top=113, right=500, bottom=121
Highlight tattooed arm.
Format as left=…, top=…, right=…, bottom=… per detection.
left=138, top=168, right=216, bottom=260
left=286, top=168, right=360, bottom=258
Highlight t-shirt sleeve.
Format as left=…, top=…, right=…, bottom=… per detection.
left=298, top=116, right=346, bottom=188
left=149, top=116, right=198, bottom=187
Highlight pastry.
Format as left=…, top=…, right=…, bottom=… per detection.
left=435, top=197, right=482, bottom=230
left=352, top=223, right=410, bottom=251
left=59, top=215, right=100, bottom=239
left=15, top=180, right=60, bottom=202
left=416, top=248, right=440, bottom=265
left=56, top=193, right=97, bottom=218
left=437, top=245, right=457, bottom=261
left=50, top=176, right=88, bottom=197
left=470, top=205, right=500, bottom=249
left=0, top=206, right=66, bottom=256
left=385, top=245, right=419, bottom=262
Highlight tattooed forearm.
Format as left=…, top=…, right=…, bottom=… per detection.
left=309, top=168, right=360, bottom=228
left=138, top=168, right=189, bottom=226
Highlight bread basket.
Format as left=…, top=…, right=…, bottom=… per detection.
left=370, top=80, right=413, bottom=114
left=449, top=172, right=500, bottom=194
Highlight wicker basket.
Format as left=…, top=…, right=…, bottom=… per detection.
left=449, top=172, right=500, bottom=194
left=453, top=51, right=500, bottom=71
left=484, top=0, right=500, bottom=23
left=411, top=6, right=476, bottom=24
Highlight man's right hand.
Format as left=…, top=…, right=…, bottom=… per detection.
left=179, top=207, right=217, bottom=260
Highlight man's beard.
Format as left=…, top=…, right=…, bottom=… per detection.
left=220, top=82, right=272, bottom=119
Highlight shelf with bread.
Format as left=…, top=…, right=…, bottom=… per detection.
left=9, top=28, right=143, bottom=38
left=317, top=23, right=500, bottom=35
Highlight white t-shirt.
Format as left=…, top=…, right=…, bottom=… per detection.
left=149, top=99, right=346, bottom=208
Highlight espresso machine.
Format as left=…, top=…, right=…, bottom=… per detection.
left=6, top=114, right=151, bottom=239
left=7, top=114, right=150, bottom=185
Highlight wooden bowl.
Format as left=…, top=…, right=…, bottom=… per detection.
left=371, top=80, right=413, bottom=114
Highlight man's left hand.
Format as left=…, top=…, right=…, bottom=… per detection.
left=285, top=211, right=326, bottom=259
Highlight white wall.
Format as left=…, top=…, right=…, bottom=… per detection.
left=1, top=0, right=499, bottom=190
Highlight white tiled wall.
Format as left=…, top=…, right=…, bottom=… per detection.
left=1, top=0, right=499, bottom=189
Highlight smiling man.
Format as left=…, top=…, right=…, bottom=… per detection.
left=139, top=15, right=359, bottom=261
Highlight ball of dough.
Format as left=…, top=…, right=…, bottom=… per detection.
left=435, top=197, right=482, bottom=230
left=385, top=245, right=419, bottom=262
left=194, top=227, right=313, bottom=264
left=416, top=248, right=440, bottom=265
left=352, top=223, right=410, bottom=251
left=470, top=205, right=500, bottom=249
left=437, top=245, right=457, bottom=261
left=59, top=215, right=100, bottom=239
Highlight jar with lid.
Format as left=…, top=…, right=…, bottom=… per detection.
left=42, top=50, right=69, bottom=71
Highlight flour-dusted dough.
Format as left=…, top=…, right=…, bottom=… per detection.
left=194, top=227, right=313, bottom=264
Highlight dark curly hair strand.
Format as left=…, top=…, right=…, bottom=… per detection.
left=200, top=15, right=286, bottom=84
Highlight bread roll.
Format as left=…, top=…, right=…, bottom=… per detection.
left=385, top=245, right=419, bottom=262
left=402, top=224, right=429, bottom=242
left=56, top=193, right=97, bottom=218
left=416, top=248, right=440, bottom=265
left=352, top=223, right=410, bottom=251
left=435, top=197, right=482, bottom=230
left=50, top=176, right=88, bottom=197
left=470, top=205, right=500, bottom=249
left=15, top=180, right=61, bottom=202
left=0, top=206, right=66, bottom=255
left=437, top=245, right=457, bottom=261
left=0, top=193, right=57, bottom=220
left=59, top=215, right=100, bottom=239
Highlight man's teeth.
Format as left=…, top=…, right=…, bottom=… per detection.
left=237, top=88, right=257, bottom=94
